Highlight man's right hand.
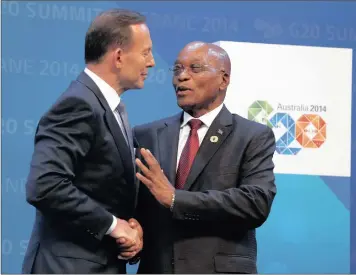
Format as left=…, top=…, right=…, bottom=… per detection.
left=116, top=218, right=143, bottom=260
left=109, top=218, right=143, bottom=260
left=109, top=218, right=139, bottom=246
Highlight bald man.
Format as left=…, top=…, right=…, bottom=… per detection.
left=132, top=41, right=277, bottom=274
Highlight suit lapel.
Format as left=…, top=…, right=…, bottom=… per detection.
left=103, top=112, right=134, bottom=176
left=118, top=106, right=135, bottom=167
left=133, top=137, right=142, bottom=208
left=157, top=113, right=182, bottom=186
left=183, top=106, right=233, bottom=191
left=76, top=72, right=134, bottom=178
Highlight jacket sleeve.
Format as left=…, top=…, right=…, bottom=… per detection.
left=172, top=126, right=277, bottom=229
left=26, top=96, right=113, bottom=241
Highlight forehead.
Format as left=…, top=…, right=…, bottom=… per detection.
left=175, top=46, right=219, bottom=66
left=129, top=24, right=152, bottom=50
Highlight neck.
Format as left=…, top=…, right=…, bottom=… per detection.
left=86, top=63, right=124, bottom=96
left=185, top=100, right=223, bottom=118
left=187, top=108, right=209, bottom=118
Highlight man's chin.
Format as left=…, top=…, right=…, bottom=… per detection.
left=132, top=82, right=145, bottom=90
left=177, top=100, right=194, bottom=112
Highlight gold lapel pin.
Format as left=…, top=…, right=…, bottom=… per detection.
left=210, top=135, right=219, bottom=143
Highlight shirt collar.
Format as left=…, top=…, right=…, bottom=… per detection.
left=181, top=103, right=224, bottom=128
left=84, top=67, right=121, bottom=111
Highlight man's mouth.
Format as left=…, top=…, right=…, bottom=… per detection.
left=176, top=86, right=192, bottom=94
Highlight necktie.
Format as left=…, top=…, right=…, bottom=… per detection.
left=116, top=102, right=134, bottom=163
left=175, top=119, right=203, bottom=189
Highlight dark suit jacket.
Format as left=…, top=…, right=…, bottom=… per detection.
left=133, top=105, right=276, bottom=274
left=22, top=72, right=137, bottom=274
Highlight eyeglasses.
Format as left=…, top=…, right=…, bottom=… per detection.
left=169, top=63, right=226, bottom=76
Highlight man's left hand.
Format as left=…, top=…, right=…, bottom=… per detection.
left=135, top=148, right=175, bottom=208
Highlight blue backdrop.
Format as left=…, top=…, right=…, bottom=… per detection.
left=2, top=1, right=355, bottom=273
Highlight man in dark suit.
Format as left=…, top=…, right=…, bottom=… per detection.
left=133, top=41, right=277, bottom=274
left=22, top=9, right=155, bottom=274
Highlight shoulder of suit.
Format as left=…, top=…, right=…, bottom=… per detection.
left=38, top=79, right=102, bottom=123
left=232, top=113, right=272, bottom=136
left=55, top=79, right=100, bottom=108
left=133, top=113, right=181, bottom=133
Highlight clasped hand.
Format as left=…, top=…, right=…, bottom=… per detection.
left=110, top=218, right=143, bottom=260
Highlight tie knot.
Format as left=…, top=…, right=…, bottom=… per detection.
left=188, top=119, right=203, bottom=130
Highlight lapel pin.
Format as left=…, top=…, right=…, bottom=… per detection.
left=217, top=129, right=223, bottom=135
left=210, top=135, right=219, bottom=143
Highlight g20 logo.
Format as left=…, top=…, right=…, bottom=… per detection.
left=248, top=100, right=326, bottom=155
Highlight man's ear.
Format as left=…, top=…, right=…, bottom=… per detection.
left=113, top=47, right=124, bottom=69
left=220, top=72, right=230, bottom=91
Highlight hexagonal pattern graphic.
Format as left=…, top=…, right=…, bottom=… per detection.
left=269, top=112, right=301, bottom=155
left=296, top=114, right=326, bottom=148
left=248, top=100, right=274, bottom=128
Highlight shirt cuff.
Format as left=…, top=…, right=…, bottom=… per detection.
left=105, top=215, right=117, bottom=235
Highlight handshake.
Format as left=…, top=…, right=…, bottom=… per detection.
left=109, top=217, right=143, bottom=260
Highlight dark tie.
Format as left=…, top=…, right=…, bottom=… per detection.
left=116, top=101, right=134, bottom=164
left=175, top=119, right=203, bottom=190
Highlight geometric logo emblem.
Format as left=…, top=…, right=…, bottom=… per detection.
left=247, top=101, right=327, bottom=155
left=269, top=112, right=301, bottom=155
left=296, top=114, right=326, bottom=148
left=248, top=100, right=274, bottom=128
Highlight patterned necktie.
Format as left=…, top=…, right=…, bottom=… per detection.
left=116, top=101, right=134, bottom=163
left=175, top=119, right=203, bottom=189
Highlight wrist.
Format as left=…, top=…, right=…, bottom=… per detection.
left=109, top=218, right=121, bottom=238
left=106, top=215, right=117, bottom=235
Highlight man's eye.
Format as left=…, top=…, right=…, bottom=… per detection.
left=191, top=65, right=203, bottom=72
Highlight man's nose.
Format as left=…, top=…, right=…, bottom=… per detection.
left=147, top=54, right=155, bottom=67
left=177, top=70, right=190, bottom=81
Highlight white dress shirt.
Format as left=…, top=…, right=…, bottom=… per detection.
left=84, top=67, right=125, bottom=235
left=176, top=104, right=224, bottom=169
